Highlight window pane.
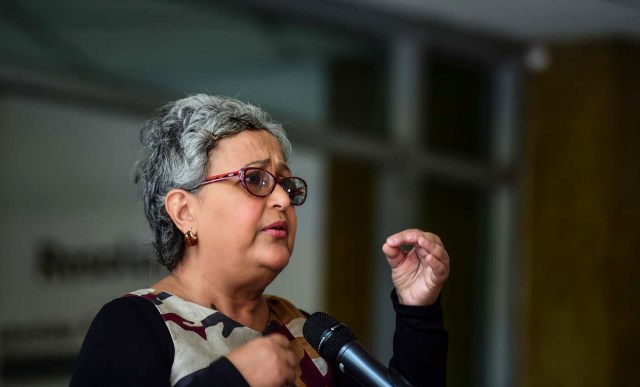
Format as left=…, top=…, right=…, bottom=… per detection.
left=424, top=53, right=492, bottom=160
left=0, top=1, right=387, bottom=127
left=328, top=52, right=388, bottom=138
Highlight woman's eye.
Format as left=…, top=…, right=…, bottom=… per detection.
left=245, top=172, right=267, bottom=187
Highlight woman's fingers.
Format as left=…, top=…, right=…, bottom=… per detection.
left=426, top=254, right=448, bottom=277
left=386, top=229, right=423, bottom=247
left=417, top=237, right=448, bottom=264
left=382, top=243, right=406, bottom=269
left=384, top=228, right=449, bottom=306
left=384, top=229, right=448, bottom=268
left=387, top=229, right=443, bottom=251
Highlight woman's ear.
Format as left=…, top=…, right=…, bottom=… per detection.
left=165, top=189, right=196, bottom=234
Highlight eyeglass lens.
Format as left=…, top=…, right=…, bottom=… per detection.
left=243, top=169, right=306, bottom=205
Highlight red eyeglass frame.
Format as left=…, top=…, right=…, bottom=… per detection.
left=196, top=167, right=307, bottom=205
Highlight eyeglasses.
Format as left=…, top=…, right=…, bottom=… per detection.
left=196, top=167, right=308, bottom=206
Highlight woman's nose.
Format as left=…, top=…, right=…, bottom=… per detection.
left=268, top=183, right=291, bottom=209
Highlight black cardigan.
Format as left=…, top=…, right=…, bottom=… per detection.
left=70, top=290, right=447, bottom=386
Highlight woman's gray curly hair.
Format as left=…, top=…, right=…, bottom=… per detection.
left=134, top=94, right=292, bottom=271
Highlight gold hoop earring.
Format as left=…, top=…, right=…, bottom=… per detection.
left=184, top=228, right=198, bottom=246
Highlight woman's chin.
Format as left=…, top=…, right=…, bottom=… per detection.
left=259, top=246, right=292, bottom=272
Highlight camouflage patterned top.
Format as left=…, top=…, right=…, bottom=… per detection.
left=128, top=289, right=332, bottom=386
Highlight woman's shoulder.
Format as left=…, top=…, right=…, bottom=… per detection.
left=93, top=289, right=167, bottom=328
left=70, top=290, right=175, bottom=386
left=125, top=288, right=169, bottom=305
left=264, top=294, right=311, bottom=316
left=263, top=294, right=311, bottom=329
left=264, top=294, right=299, bottom=314
left=87, top=289, right=175, bottom=355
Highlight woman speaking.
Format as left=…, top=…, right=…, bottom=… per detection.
left=70, top=94, right=449, bottom=386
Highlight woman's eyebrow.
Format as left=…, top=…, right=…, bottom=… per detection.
left=243, top=158, right=269, bottom=168
left=243, top=159, right=291, bottom=173
left=278, top=162, right=292, bottom=174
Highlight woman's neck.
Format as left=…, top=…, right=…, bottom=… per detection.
left=153, top=261, right=271, bottom=331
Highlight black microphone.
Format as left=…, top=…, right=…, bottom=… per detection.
left=303, top=312, right=412, bottom=387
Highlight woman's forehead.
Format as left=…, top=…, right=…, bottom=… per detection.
left=209, top=130, right=286, bottom=168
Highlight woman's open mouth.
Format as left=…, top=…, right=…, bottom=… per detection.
left=262, top=220, right=288, bottom=238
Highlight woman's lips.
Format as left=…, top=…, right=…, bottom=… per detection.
left=263, top=220, right=288, bottom=239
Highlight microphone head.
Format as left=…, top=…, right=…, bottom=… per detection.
left=303, top=312, right=356, bottom=361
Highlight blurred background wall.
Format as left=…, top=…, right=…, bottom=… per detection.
left=0, top=0, right=639, bottom=386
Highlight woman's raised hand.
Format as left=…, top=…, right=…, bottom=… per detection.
left=382, top=229, right=450, bottom=306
